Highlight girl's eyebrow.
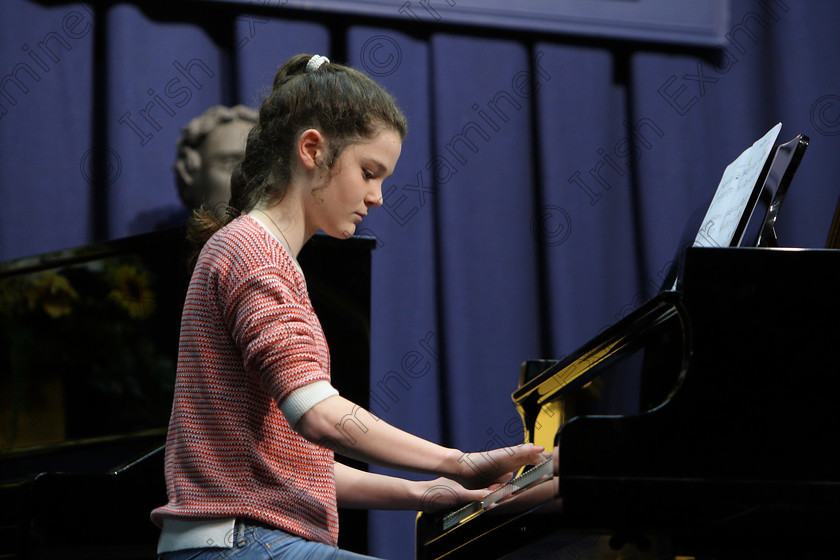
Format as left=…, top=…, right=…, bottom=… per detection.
left=365, top=158, right=390, bottom=176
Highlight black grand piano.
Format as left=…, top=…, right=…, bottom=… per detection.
left=417, top=133, right=840, bottom=559
left=0, top=227, right=375, bottom=559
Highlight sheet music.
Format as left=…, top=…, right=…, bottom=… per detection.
left=693, top=122, right=782, bottom=248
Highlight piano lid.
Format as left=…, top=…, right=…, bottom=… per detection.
left=0, top=227, right=190, bottom=454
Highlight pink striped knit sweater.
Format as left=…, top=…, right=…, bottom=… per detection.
left=150, top=215, right=338, bottom=545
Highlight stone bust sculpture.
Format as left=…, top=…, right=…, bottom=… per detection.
left=174, top=105, right=258, bottom=218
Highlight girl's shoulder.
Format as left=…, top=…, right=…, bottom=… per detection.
left=203, top=216, right=304, bottom=289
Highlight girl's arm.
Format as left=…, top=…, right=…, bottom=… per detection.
left=334, top=461, right=490, bottom=512
left=296, top=394, right=546, bottom=490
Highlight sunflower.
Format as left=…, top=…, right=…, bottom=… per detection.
left=25, top=271, right=79, bottom=319
left=108, top=265, right=156, bottom=319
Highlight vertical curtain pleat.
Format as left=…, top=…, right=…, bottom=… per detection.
left=106, top=4, right=224, bottom=238
left=430, top=34, right=542, bottom=448
left=534, top=43, right=643, bottom=355
left=533, top=43, right=649, bottom=417
left=0, top=0, right=93, bottom=258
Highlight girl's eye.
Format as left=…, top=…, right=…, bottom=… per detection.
left=364, top=170, right=374, bottom=180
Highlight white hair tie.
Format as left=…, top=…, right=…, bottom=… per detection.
left=306, top=55, right=330, bottom=73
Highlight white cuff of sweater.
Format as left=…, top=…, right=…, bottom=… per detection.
left=280, top=380, right=339, bottom=427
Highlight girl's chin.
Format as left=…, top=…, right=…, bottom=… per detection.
left=323, top=224, right=355, bottom=239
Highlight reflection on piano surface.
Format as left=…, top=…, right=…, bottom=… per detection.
left=0, top=228, right=375, bottom=559
left=417, top=247, right=840, bottom=560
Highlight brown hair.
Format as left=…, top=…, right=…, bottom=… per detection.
left=185, top=54, right=408, bottom=263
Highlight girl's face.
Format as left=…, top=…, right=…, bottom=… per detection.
left=306, top=128, right=402, bottom=239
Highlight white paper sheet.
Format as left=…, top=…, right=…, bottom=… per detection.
left=693, top=122, right=782, bottom=248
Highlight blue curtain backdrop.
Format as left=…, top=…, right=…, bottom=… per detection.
left=2, top=1, right=839, bottom=558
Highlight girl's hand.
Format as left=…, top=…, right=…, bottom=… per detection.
left=416, top=478, right=495, bottom=513
left=451, top=443, right=547, bottom=490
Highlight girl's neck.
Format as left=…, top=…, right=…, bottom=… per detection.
left=248, top=202, right=308, bottom=259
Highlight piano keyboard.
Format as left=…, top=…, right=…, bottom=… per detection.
left=441, top=456, right=554, bottom=531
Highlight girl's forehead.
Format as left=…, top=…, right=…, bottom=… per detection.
left=349, top=130, right=402, bottom=168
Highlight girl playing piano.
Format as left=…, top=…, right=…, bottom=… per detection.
left=151, top=53, right=545, bottom=560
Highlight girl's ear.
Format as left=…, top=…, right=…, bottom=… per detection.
left=297, top=129, right=325, bottom=170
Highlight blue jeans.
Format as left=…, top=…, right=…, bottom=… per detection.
left=158, top=520, right=382, bottom=560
